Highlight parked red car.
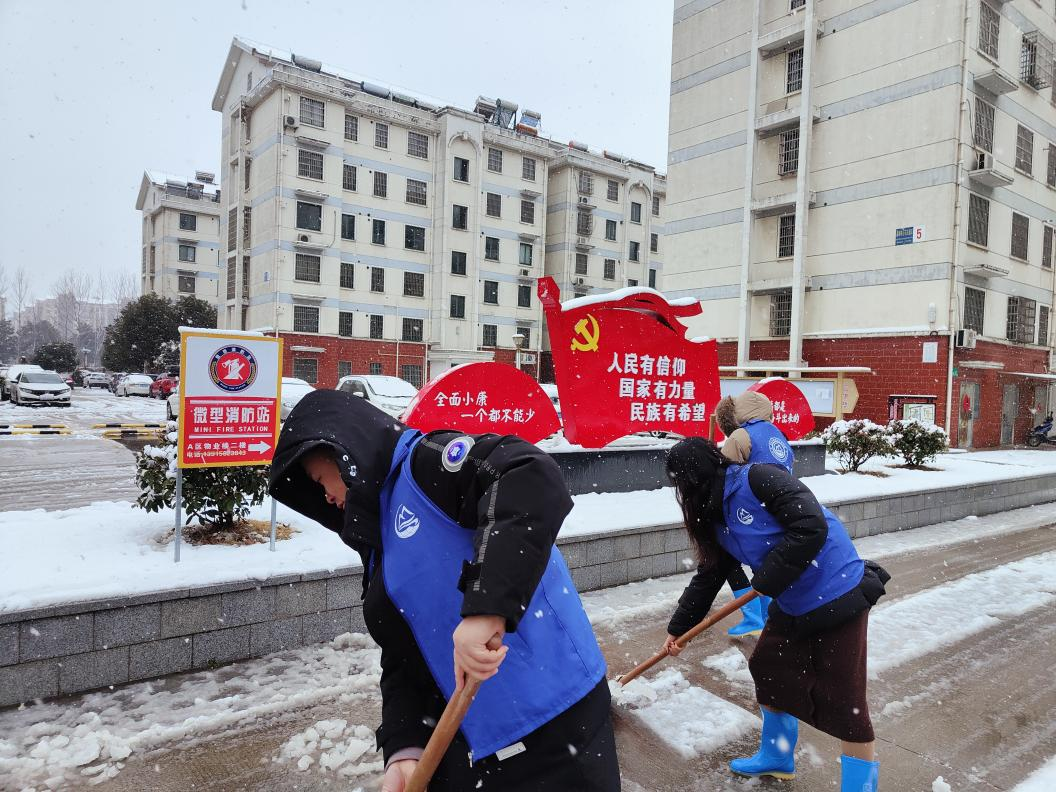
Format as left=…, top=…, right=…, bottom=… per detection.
left=149, top=375, right=179, bottom=399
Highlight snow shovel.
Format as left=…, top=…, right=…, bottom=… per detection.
left=405, top=634, right=503, bottom=792
left=616, top=590, right=759, bottom=686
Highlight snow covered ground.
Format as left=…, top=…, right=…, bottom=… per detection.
left=0, top=388, right=165, bottom=434
left=1013, top=755, right=1056, bottom=791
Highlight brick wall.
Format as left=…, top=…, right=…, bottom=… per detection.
left=490, top=348, right=540, bottom=380
left=280, top=333, right=427, bottom=389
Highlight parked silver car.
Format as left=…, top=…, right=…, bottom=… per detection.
left=9, top=370, right=72, bottom=406
left=1, top=364, right=44, bottom=401
left=116, top=374, right=154, bottom=397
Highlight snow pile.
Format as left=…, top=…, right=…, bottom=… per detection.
left=612, top=669, right=758, bottom=758
left=932, top=777, right=952, bottom=792
left=275, top=719, right=382, bottom=778
left=701, top=647, right=753, bottom=687
left=562, top=489, right=682, bottom=538
left=869, top=551, right=1056, bottom=675
left=1012, top=755, right=1056, bottom=791
left=0, top=633, right=381, bottom=788
left=583, top=572, right=698, bottom=628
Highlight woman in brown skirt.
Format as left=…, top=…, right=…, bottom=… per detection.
left=663, top=438, right=889, bottom=792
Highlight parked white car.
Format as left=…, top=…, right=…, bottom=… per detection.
left=116, top=374, right=154, bottom=397
left=166, top=377, right=316, bottom=421
left=336, top=375, right=418, bottom=418
left=83, top=372, right=111, bottom=389
left=9, top=370, right=72, bottom=406
left=1, top=364, right=44, bottom=401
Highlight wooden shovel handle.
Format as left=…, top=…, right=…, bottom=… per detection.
left=405, top=633, right=503, bottom=792
left=617, top=590, right=759, bottom=687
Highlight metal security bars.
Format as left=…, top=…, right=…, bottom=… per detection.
left=343, top=164, right=357, bottom=191
left=974, top=99, right=995, bottom=152
left=779, top=128, right=799, bottom=174
left=1021, top=31, right=1054, bottom=90
left=293, top=305, right=319, bottom=333
left=298, top=149, right=323, bottom=179
left=403, top=271, right=425, bottom=297
left=979, top=3, right=1000, bottom=60
left=770, top=290, right=792, bottom=337
left=295, top=254, right=321, bottom=283
left=786, top=48, right=804, bottom=93
left=964, top=287, right=985, bottom=334
left=1016, top=125, right=1034, bottom=173
left=968, top=194, right=990, bottom=247
left=406, top=178, right=427, bottom=206
left=344, top=114, right=358, bottom=141
left=1011, top=212, right=1029, bottom=260
left=778, top=213, right=796, bottom=257
left=299, top=97, right=324, bottom=128
left=407, top=131, right=429, bottom=159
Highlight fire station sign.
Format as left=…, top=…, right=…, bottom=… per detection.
left=177, top=329, right=283, bottom=468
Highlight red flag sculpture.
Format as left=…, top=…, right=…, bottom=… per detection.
left=747, top=378, right=816, bottom=440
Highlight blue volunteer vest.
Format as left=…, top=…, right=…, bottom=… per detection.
left=742, top=419, right=794, bottom=473
left=378, top=431, right=607, bottom=760
left=720, top=464, right=863, bottom=616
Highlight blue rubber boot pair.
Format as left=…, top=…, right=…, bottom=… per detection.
left=841, top=755, right=880, bottom=791
left=727, top=587, right=771, bottom=637
left=729, top=708, right=797, bottom=779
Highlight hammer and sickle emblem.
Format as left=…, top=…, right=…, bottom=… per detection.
left=570, top=313, right=600, bottom=352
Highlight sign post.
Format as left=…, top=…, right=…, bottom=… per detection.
left=175, top=328, right=283, bottom=561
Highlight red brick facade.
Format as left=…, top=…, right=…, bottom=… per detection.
left=279, top=333, right=427, bottom=390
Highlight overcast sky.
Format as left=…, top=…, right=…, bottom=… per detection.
left=0, top=0, right=673, bottom=303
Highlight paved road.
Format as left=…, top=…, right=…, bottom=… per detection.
left=38, top=521, right=1054, bottom=792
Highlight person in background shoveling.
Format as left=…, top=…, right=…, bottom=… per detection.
left=663, top=437, right=889, bottom=792
left=713, top=391, right=795, bottom=638
left=269, top=390, right=619, bottom=792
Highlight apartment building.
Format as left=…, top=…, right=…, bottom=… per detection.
left=210, top=37, right=664, bottom=389
left=135, top=171, right=221, bottom=302
left=665, top=0, right=1056, bottom=448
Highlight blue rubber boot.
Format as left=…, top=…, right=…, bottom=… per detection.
left=727, top=588, right=770, bottom=637
left=840, top=755, right=879, bottom=792
left=729, top=709, right=797, bottom=779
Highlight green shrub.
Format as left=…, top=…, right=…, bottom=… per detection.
left=821, top=419, right=895, bottom=473
left=888, top=419, right=949, bottom=468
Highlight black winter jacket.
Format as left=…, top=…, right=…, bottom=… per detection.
left=667, top=463, right=888, bottom=638
left=269, top=390, right=609, bottom=766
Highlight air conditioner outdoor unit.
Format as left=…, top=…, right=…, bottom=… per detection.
left=973, top=151, right=993, bottom=170
left=578, top=197, right=589, bottom=204
left=520, top=269, right=530, bottom=277
left=298, top=233, right=312, bottom=243
left=576, top=277, right=585, bottom=285
left=283, top=115, right=298, bottom=129
left=955, top=328, right=978, bottom=349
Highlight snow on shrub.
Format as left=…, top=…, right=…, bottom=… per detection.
left=887, top=419, right=949, bottom=468
left=135, top=422, right=269, bottom=529
left=821, top=419, right=895, bottom=472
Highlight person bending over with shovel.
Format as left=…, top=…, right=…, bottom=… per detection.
left=269, top=390, right=619, bottom=792
left=663, top=437, right=889, bottom=792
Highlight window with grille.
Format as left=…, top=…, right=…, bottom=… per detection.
left=779, top=128, right=800, bottom=174
left=605, top=219, right=617, bottom=241
left=453, top=205, right=468, bottom=230
left=297, top=202, right=321, bottom=231
left=372, top=218, right=386, bottom=245
left=607, top=180, right=619, bottom=201
left=407, top=131, right=429, bottom=159
left=230, top=110, right=240, bottom=155
left=400, top=365, right=423, bottom=388
left=482, top=324, right=497, bottom=347
left=298, top=149, right=323, bottom=180
left=374, top=171, right=388, bottom=198
left=242, top=257, right=250, bottom=294
left=295, top=253, right=321, bottom=282
left=979, top=2, right=1000, bottom=59
left=486, top=192, right=501, bottom=217
left=343, top=164, right=357, bottom=191
left=1040, top=305, right=1051, bottom=346
left=244, top=158, right=251, bottom=191
left=516, top=326, right=531, bottom=347
left=451, top=251, right=467, bottom=275
left=627, top=278, right=638, bottom=287
left=179, top=213, right=197, bottom=231
left=405, top=225, right=426, bottom=251
left=578, top=171, right=593, bottom=195
left=604, top=259, right=616, bottom=280
left=150, top=245, right=156, bottom=274
left=520, top=200, right=535, bottom=224
left=293, top=305, right=319, bottom=333
left=1044, top=225, right=1054, bottom=269
left=575, top=253, right=588, bottom=274
left=648, top=269, right=657, bottom=289
left=778, top=213, right=796, bottom=257
left=406, top=178, right=427, bottom=206
left=179, top=245, right=195, bottom=263
left=629, top=241, right=640, bottom=261
left=371, top=266, right=385, bottom=292
left=1007, top=296, right=1037, bottom=343
left=770, top=290, right=792, bottom=337
left=228, top=208, right=237, bottom=251
left=650, top=233, right=659, bottom=253
left=369, top=362, right=383, bottom=375
left=1048, top=144, right=1056, bottom=187
left=454, top=157, right=470, bottom=182
left=968, top=194, right=990, bottom=246
left=1021, top=34, right=1046, bottom=88
left=299, top=97, right=324, bottom=128
left=243, top=206, right=251, bottom=245
left=488, top=147, right=503, bottom=172
left=178, top=272, right=195, bottom=293
left=964, top=287, right=985, bottom=334
left=375, top=122, right=388, bottom=149
left=485, top=236, right=499, bottom=261
left=518, top=284, right=531, bottom=307
left=1016, top=125, right=1034, bottom=173
left=344, top=114, right=358, bottom=141
left=786, top=48, right=804, bottom=93
left=341, top=213, right=355, bottom=241
left=519, top=242, right=533, bottom=266
left=369, top=315, right=384, bottom=339
left=577, top=210, right=592, bottom=236
left=340, top=261, right=354, bottom=289
left=227, top=259, right=236, bottom=299
left=338, top=311, right=354, bottom=337
left=522, top=157, right=536, bottom=181
left=450, top=294, right=466, bottom=318
left=404, top=271, right=425, bottom=297
left=1011, top=212, right=1030, bottom=260
left=790, top=0, right=805, bottom=9
left=652, top=195, right=660, bottom=217
left=402, top=318, right=423, bottom=342
left=483, top=280, right=499, bottom=304
left=338, top=360, right=352, bottom=379
left=630, top=202, right=642, bottom=223
left=974, top=100, right=995, bottom=152
left=293, top=358, right=318, bottom=383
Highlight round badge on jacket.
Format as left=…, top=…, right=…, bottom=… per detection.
left=768, top=436, right=789, bottom=462
left=442, top=436, right=475, bottom=472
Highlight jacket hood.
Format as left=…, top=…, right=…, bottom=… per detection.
left=268, top=389, right=411, bottom=555
left=734, top=391, right=773, bottom=424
